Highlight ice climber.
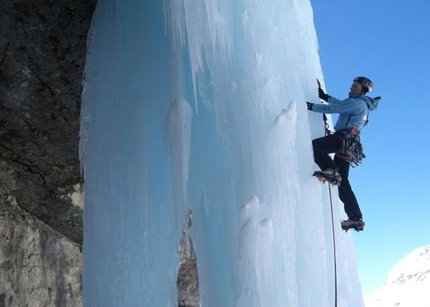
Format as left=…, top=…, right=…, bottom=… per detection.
left=306, top=76, right=381, bottom=231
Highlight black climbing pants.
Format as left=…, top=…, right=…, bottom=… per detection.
left=312, top=133, right=362, bottom=220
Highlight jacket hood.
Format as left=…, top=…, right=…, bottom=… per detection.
left=365, top=96, right=381, bottom=111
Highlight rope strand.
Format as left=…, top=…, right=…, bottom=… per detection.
left=328, top=182, right=338, bottom=307
left=317, top=80, right=338, bottom=306
left=323, top=113, right=338, bottom=307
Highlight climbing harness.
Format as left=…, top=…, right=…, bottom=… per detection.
left=335, top=128, right=366, bottom=167
left=321, top=116, right=366, bottom=167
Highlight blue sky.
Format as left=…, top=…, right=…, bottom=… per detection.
left=311, top=0, right=430, bottom=296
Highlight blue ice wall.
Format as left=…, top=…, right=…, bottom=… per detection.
left=80, top=0, right=364, bottom=306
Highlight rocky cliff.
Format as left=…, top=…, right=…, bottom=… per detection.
left=0, top=198, right=82, bottom=307
left=1, top=1, right=199, bottom=306
left=0, top=0, right=95, bottom=305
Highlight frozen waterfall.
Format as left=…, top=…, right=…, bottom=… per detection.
left=80, top=0, right=364, bottom=306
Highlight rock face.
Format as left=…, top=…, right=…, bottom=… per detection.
left=0, top=199, right=82, bottom=307
left=177, top=209, right=200, bottom=307
left=1, top=1, right=200, bottom=306
left=0, top=0, right=96, bottom=245
left=0, top=0, right=95, bottom=305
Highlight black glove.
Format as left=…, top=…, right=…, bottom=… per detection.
left=306, top=102, right=314, bottom=110
left=318, top=88, right=330, bottom=102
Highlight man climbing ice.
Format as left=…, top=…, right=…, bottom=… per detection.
left=306, top=77, right=381, bottom=231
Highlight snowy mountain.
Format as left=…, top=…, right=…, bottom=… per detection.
left=364, top=245, right=430, bottom=307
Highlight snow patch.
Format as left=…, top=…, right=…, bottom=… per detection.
left=365, top=245, right=430, bottom=307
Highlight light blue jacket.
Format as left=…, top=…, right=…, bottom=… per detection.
left=311, top=95, right=381, bottom=132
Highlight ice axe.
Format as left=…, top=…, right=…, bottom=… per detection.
left=315, top=78, right=331, bottom=134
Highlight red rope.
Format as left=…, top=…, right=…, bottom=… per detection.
left=328, top=180, right=338, bottom=307
left=324, top=114, right=338, bottom=307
